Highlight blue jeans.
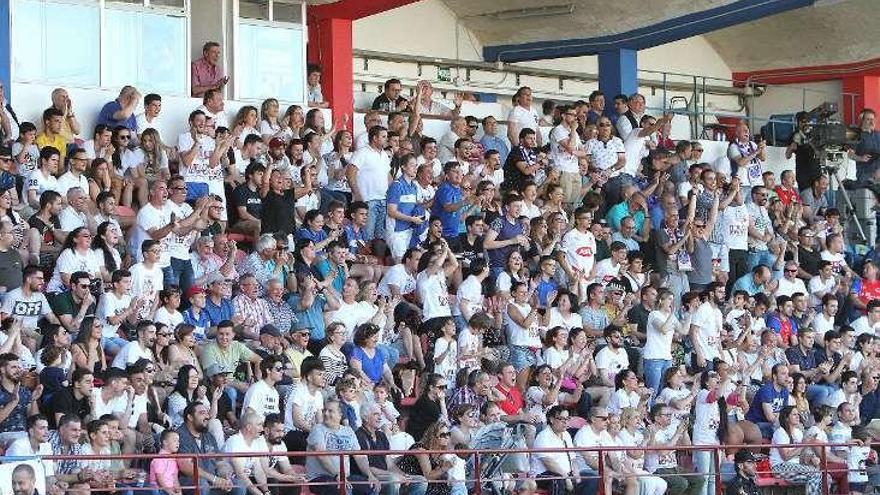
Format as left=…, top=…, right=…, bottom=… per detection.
left=693, top=448, right=718, bottom=495
left=311, top=474, right=377, bottom=495
left=577, top=468, right=600, bottom=495
left=747, top=249, right=776, bottom=272
left=755, top=421, right=775, bottom=439
left=186, top=477, right=246, bottom=495
left=365, top=200, right=387, bottom=241
left=644, top=359, right=673, bottom=405
left=163, top=256, right=195, bottom=295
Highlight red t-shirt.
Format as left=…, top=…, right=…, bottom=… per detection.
left=495, top=384, right=524, bottom=416
left=858, top=279, right=880, bottom=306
left=775, top=186, right=801, bottom=206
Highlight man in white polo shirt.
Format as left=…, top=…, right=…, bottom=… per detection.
left=347, top=125, right=391, bottom=244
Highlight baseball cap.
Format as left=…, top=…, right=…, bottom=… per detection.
left=733, top=450, right=758, bottom=464
left=260, top=324, right=283, bottom=338
left=605, top=278, right=627, bottom=293
left=204, top=363, right=232, bottom=378
left=291, top=322, right=312, bottom=335
left=186, top=286, right=205, bottom=299
left=269, top=137, right=285, bottom=149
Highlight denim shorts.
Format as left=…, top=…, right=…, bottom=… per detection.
left=509, top=345, right=539, bottom=371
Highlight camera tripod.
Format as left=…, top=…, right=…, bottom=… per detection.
left=822, top=149, right=868, bottom=243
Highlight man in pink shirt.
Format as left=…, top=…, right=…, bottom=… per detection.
left=191, top=42, right=227, bottom=97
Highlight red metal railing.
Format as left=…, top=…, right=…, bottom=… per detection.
left=3, top=441, right=868, bottom=495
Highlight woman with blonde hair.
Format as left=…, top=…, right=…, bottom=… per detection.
left=231, top=105, right=259, bottom=147
left=616, top=407, right=667, bottom=495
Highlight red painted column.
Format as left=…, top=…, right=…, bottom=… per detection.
left=842, top=75, right=880, bottom=125
left=308, top=16, right=354, bottom=120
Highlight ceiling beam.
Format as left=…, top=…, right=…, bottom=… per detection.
left=732, top=57, right=880, bottom=85
left=482, top=0, right=815, bottom=63
left=309, top=0, right=421, bottom=21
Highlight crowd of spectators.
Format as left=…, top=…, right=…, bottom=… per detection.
left=0, top=40, right=880, bottom=495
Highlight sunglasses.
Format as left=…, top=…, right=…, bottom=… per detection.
left=598, top=123, right=612, bottom=127
left=438, top=432, right=451, bottom=438
left=118, top=135, right=131, bottom=140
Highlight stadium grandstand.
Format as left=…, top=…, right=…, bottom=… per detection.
left=0, top=1, right=880, bottom=495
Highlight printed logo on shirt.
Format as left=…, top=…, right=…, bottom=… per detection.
left=11, top=300, right=43, bottom=316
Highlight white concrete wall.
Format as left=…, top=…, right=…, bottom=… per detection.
left=747, top=80, right=847, bottom=124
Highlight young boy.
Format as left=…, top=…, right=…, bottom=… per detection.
left=336, top=377, right=362, bottom=429
left=848, top=425, right=873, bottom=495
left=150, top=430, right=183, bottom=495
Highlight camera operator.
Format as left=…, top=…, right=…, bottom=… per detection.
left=849, top=108, right=880, bottom=184
left=785, top=111, right=819, bottom=192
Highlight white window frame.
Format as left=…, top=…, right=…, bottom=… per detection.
left=233, top=0, right=306, bottom=103
left=10, top=0, right=191, bottom=95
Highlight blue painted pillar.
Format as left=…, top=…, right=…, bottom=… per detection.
left=598, top=48, right=638, bottom=102
left=0, top=0, right=9, bottom=98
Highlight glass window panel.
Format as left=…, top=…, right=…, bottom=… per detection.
left=13, top=0, right=100, bottom=86
left=239, top=0, right=269, bottom=20
left=237, top=23, right=304, bottom=102
left=11, top=0, right=44, bottom=82
left=150, top=0, right=185, bottom=7
left=104, top=8, right=186, bottom=94
left=272, top=1, right=301, bottom=24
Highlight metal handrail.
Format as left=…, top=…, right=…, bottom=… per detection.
left=4, top=439, right=870, bottom=495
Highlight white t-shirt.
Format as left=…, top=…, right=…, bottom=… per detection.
left=136, top=113, right=165, bottom=136
left=644, top=310, right=678, bottom=360
left=112, top=340, right=153, bottom=369
left=457, top=327, right=483, bottom=371
left=543, top=346, right=570, bottom=370
left=154, top=306, right=184, bottom=330
left=820, top=250, right=848, bottom=277
left=848, top=445, right=871, bottom=483
left=97, top=291, right=133, bottom=339
left=417, top=270, right=451, bottom=321
left=58, top=206, right=87, bottom=233
left=645, top=426, right=680, bottom=472
left=508, top=106, right=540, bottom=137
left=506, top=301, right=541, bottom=347
left=746, top=203, right=773, bottom=251
left=46, top=248, right=104, bottom=293
left=56, top=171, right=89, bottom=197
left=129, top=262, right=163, bottom=319
left=349, top=145, right=391, bottom=201
left=808, top=276, right=837, bottom=309
left=595, top=346, right=629, bottom=384
left=607, top=388, right=639, bottom=415
left=454, top=275, right=483, bottom=318
left=91, top=388, right=130, bottom=417
left=285, top=382, right=324, bottom=432
left=377, top=264, right=416, bottom=297
left=720, top=205, right=749, bottom=251
left=594, top=258, right=621, bottom=285
left=550, top=125, right=581, bottom=173
left=224, top=433, right=267, bottom=477
left=166, top=201, right=196, bottom=261
left=769, top=427, right=803, bottom=466
left=530, top=428, right=575, bottom=477
left=1, top=288, right=52, bottom=329
left=242, top=380, right=281, bottom=417
left=851, top=315, right=880, bottom=337
left=562, top=228, right=597, bottom=274
left=132, top=201, right=174, bottom=266
left=776, top=277, right=808, bottom=299
left=691, top=301, right=723, bottom=361
left=27, top=169, right=59, bottom=196
left=573, top=426, right=613, bottom=473
left=811, top=312, right=835, bottom=341
left=547, top=309, right=583, bottom=331
left=177, top=132, right=217, bottom=184
left=622, top=128, right=650, bottom=176
left=328, top=301, right=376, bottom=341
left=433, top=337, right=458, bottom=384
left=692, top=389, right=721, bottom=445
left=6, top=437, right=55, bottom=477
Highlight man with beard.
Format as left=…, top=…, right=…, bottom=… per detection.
left=1, top=266, right=59, bottom=329
left=7, top=414, right=63, bottom=493
left=111, top=320, right=156, bottom=369
left=11, top=464, right=46, bottom=495
left=177, top=402, right=243, bottom=495
left=224, top=410, right=272, bottom=495
left=258, top=414, right=304, bottom=495
left=0, top=352, right=42, bottom=442
left=690, top=282, right=726, bottom=371
left=48, top=368, right=93, bottom=428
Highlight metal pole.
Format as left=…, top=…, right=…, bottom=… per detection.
left=820, top=443, right=829, bottom=495
left=713, top=448, right=722, bottom=495
left=339, top=453, right=347, bottom=495
left=192, top=456, right=201, bottom=495
left=473, top=452, right=482, bottom=495
left=663, top=73, right=668, bottom=113
left=597, top=448, right=605, bottom=495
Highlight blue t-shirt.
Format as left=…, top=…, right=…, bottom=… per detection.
left=205, top=297, right=235, bottom=326
left=297, top=227, right=329, bottom=254
left=287, top=293, right=327, bottom=341
left=731, top=273, right=763, bottom=296
left=316, top=258, right=346, bottom=293
left=96, top=100, right=137, bottom=131
left=535, top=277, right=559, bottom=308
left=0, top=385, right=31, bottom=433
left=486, top=214, right=524, bottom=269
left=350, top=346, right=387, bottom=385
left=432, top=181, right=463, bottom=238
left=343, top=224, right=367, bottom=256
left=386, top=177, right=419, bottom=232
left=183, top=307, right=211, bottom=341
left=745, top=383, right=789, bottom=423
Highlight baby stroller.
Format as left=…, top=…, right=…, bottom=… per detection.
left=467, top=422, right=528, bottom=495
